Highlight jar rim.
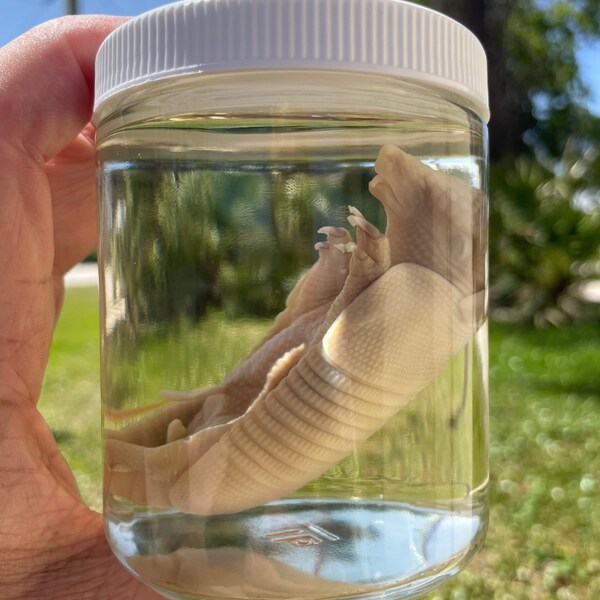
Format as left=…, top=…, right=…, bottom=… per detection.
left=93, top=0, right=489, bottom=124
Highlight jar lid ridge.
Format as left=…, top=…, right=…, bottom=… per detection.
left=94, top=0, right=489, bottom=122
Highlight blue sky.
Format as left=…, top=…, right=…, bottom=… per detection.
left=1, top=0, right=599, bottom=116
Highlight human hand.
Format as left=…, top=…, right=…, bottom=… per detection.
left=0, top=16, right=163, bottom=599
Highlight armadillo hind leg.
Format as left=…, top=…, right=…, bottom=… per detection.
left=105, top=387, right=226, bottom=447
left=106, top=418, right=236, bottom=507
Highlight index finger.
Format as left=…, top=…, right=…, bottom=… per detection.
left=0, top=15, right=126, bottom=161
left=0, top=16, right=126, bottom=405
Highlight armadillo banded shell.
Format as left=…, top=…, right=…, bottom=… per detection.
left=168, top=264, right=475, bottom=515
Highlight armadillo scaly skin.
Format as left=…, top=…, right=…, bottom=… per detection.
left=104, top=144, right=484, bottom=515
left=169, top=264, right=473, bottom=515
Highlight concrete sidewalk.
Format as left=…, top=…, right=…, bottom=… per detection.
left=62, top=261, right=600, bottom=303
left=64, top=262, right=99, bottom=288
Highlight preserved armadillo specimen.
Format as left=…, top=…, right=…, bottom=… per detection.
left=105, top=144, right=485, bottom=515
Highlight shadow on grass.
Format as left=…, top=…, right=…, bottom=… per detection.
left=51, top=429, right=75, bottom=444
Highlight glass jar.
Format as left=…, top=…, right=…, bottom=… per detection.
left=94, top=1, right=489, bottom=598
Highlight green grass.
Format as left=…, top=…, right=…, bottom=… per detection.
left=38, top=289, right=600, bottom=599
left=103, top=309, right=271, bottom=416
left=38, top=286, right=102, bottom=510
left=444, top=323, right=600, bottom=600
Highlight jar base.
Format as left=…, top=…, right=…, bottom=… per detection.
left=106, top=496, right=486, bottom=600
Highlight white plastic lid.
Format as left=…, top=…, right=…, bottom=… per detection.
left=94, top=0, right=489, bottom=122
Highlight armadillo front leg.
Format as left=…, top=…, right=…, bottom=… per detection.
left=310, top=206, right=391, bottom=344
left=261, top=226, right=352, bottom=342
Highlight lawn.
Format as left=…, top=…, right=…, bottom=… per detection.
left=38, top=286, right=600, bottom=599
